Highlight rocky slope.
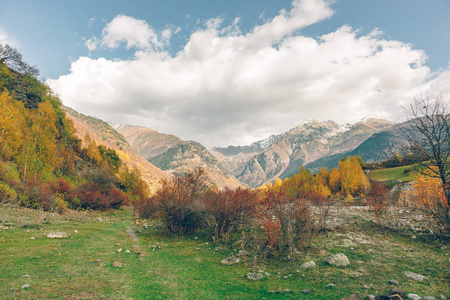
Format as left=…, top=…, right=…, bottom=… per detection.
left=112, top=124, right=184, bottom=159
left=64, top=107, right=170, bottom=193
left=112, top=124, right=245, bottom=189
left=234, top=118, right=396, bottom=188
left=210, top=134, right=282, bottom=176
left=149, top=141, right=244, bottom=189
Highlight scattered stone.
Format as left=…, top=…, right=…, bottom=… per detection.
left=404, top=271, right=427, bottom=282
left=237, top=250, right=249, bottom=257
left=363, top=284, right=370, bottom=289
left=195, top=248, right=201, bottom=251
left=115, top=243, right=120, bottom=246
left=30, top=237, right=35, bottom=240
left=390, top=295, right=403, bottom=300
left=112, top=261, right=122, bottom=268
left=97, top=217, right=103, bottom=222
left=5, top=223, right=13, bottom=226
left=221, top=256, right=240, bottom=265
left=407, top=294, right=421, bottom=300
left=439, top=295, right=447, bottom=300
left=283, top=274, right=292, bottom=279
left=389, top=279, right=399, bottom=285
left=426, top=268, right=434, bottom=272
left=246, top=272, right=264, bottom=280
left=21, top=284, right=30, bottom=289
left=300, top=260, right=317, bottom=268
left=96, top=259, right=102, bottom=262
left=367, top=295, right=375, bottom=300
left=423, top=297, right=435, bottom=300
left=326, top=283, right=336, bottom=288
left=353, top=272, right=363, bottom=277
left=23, top=275, right=30, bottom=278
left=47, top=232, right=68, bottom=238
left=74, top=230, right=78, bottom=233
left=269, top=288, right=291, bottom=293
left=302, top=289, right=314, bottom=294
left=194, top=236, right=198, bottom=240
left=90, top=237, right=94, bottom=240
left=326, top=253, right=350, bottom=266
left=125, top=249, right=131, bottom=253
left=264, top=272, right=270, bottom=277
left=412, top=235, right=417, bottom=239
left=117, top=248, right=122, bottom=253
left=389, top=288, right=406, bottom=298
left=341, top=293, right=360, bottom=300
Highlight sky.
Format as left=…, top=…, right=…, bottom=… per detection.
left=1, top=0, right=450, bottom=148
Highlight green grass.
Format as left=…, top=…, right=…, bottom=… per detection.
left=0, top=205, right=448, bottom=299
left=369, top=165, right=418, bottom=183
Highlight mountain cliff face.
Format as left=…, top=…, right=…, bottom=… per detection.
left=64, top=108, right=170, bottom=193
left=233, top=118, right=396, bottom=188
left=112, top=124, right=184, bottom=159
left=113, top=124, right=245, bottom=189
left=210, top=134, right=282, bottom=176
left=149, top=141, right=244, bottom=189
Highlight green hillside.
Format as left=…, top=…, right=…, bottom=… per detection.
left=368, top=165, right=418, bottom=183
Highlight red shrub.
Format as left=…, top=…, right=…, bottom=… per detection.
left=203, top=187, right=257, bottom=241
left=367, top=181, right=390, bottom=224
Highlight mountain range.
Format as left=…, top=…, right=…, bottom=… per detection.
left=66, top=108, right=408, bottom=190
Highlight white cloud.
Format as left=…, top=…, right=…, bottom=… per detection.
left=88, top=17, right=95, bottom=27
left=85, top=14, right=164, bottom=51
left=48, top=0, right=449, bottom=148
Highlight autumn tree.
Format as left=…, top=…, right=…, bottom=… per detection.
left=367, top=181, right=390, bottom=225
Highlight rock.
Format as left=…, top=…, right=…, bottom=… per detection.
left=237, top=250, right=249, bottom=257
left=264, top=272, right=270, bottom=277
left=326, top=283, right=336, bottom=288
left=389, top=279, right=399, bottom=285
left=302, top=289, right=314, bottom=294
left=125, top=249, right=131, bottom=253
left=117, top=248, right=122, bottom=253
left=423, top=297, right=435, bottom=300
left=97, top=217, right=103, bottom=222
left=326, top=253, right=350, bottom=266
left=5, top=223, right=13, bottom=226
left=30, top=237, right=35, bottom=240
left=269, top=288, right=291, bottom=293
left=221, top=256, right=240, bottom=265
left=389, top=288, right=406, bottom=298
left=367, top=295, right=376, bottom=300
left=407, top=294, right=421, bottom=300
left=74, top=230, right=78, bottom=233
left=23, top=274, right=30, bottom=278
left=112, top=261, right=122, bottom=268
left=47, top=232, right=68, bottom=238
left=341, top=293, right=360, bottom=300
left=300, top=260, right=317, bottom=268
left=246, top=272, right=264, bottom=280
left=96, top=259, right=102, bottom=262
left=404, top=271, right=427, bottom=281
left=427, top=268, right=434, bottom=272
left=21, top=284, right=30, bottom=289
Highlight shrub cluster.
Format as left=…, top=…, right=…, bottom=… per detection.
left=135, top=168, right=317, bottom=254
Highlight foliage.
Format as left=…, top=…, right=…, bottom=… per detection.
left=367, top=181, right=390, bottom=224
left=203, top=187, right=257, bottom=241
left=0, top=181, right=17, bottom=203
left=136, top=168, right=211, bottom=235
left=413, top=170, right=450, bottom=235
left=259, top=189, right=314, bottom=252
left=403, top=95, right=450, bottom=236
left=0, top=47, right=137, bottom=212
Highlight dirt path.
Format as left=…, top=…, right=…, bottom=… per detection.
left=126, top=227, right=145, bottom=258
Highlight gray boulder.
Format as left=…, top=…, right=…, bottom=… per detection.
left=326, top=253, right=350, bottom=266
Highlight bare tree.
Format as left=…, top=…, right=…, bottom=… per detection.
left=403, top=95, right=450, bottom=232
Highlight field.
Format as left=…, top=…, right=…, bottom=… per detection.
left=0, top=205, right=449, bottom=299
left=368, top=165, right=418, bottom=183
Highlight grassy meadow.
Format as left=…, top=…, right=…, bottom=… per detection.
left=0, top=205, right=449, bottom=299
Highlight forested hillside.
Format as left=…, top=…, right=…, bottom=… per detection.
left=0, top=44, right=147, bottom=210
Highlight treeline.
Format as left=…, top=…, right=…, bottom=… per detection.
left=258, top=156, right=370, bottom=203
left=0, top=44, right=147, bottom=211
